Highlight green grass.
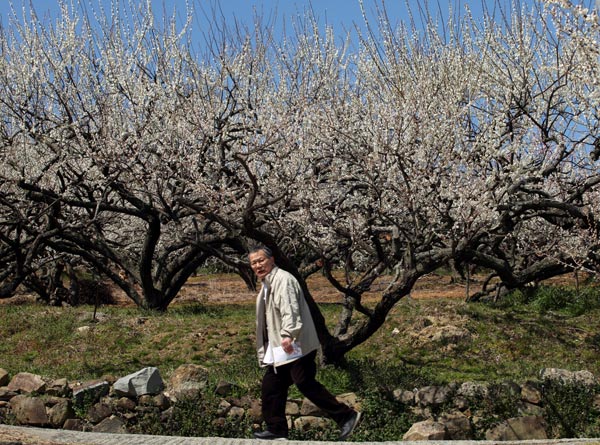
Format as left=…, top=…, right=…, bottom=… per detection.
left=2, top=291, right=600, bottom=385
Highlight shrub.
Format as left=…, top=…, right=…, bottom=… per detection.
left=340, top=358, right=430, bottom=441
left=349, top=388, right=416, bottom=442
left=463, top=381, right=522, bottom=439
left=542, top=379, right=600, bottom=438
left=501, top=285, right=600, bottom=316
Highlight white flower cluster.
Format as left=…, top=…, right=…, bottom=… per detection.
left=0, top=0, right=599, bottom=311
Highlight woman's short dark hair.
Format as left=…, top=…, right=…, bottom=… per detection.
left=248, top=244, right=273, bottom=258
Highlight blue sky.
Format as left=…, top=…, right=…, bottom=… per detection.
left=0, top=0, right=533, bottom=48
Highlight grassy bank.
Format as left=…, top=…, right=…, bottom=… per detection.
left=2, top=284, right=600, bottom=387
left=1, top=280, right=600, bottom=440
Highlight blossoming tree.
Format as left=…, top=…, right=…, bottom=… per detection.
left=0, top=0, right=598, bottom=362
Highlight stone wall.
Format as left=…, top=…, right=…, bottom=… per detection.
left=0, top=366, right=598, bottom=440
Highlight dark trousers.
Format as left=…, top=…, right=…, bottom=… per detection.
left=261, top=350, right=353, bottom=436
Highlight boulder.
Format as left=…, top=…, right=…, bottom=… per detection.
left=439, top=411, right=473, bottom=440
left=230, top=395, right=254, bottom=409
left=285, top=401, right=300, bottom=416
left=540, top=368, right=597, bottom=386
left=63, top=418, right=85, bottom=431
left=0, top=369, right=9, bottom=386
left=217, top=399, right=231, bottom=416
left=403, top=419, right=448, bottom=440
left=137, top=394, right=154, bottom=406
left=294, top=415, right=333, bottom=432
left=457, top=381, right=488, bottom=399
left=167, top=364, right=208, bottom=401
left=46, top=378, right=71, bottom=397
left=153, top=393, right=170, bottom=410
left=116, top=397, right=136, bottom=411
left=337, top=392, right=360, bottom=410
left=247, top=398, right=262, bottom=423
left=0, top=387, right=18, bottom=402
left=215, top=380, right=236, bottom=396
left=227, top=406, right=245, bottom=419
left=485, top=415, right=548, bottom=441
left=7, top=372, right=46, bottom=394
left=10, top=394, right=49, bottom=426
left=92, top=415, right=127, bottom=433
left=87, top=401, right=113, bottom=423
left=72, top=380, right=110, bottom=407
left=392, top=389, right=416, bottom=405
left=47, top=398, right=75, bottom=428
left=521, top=381, right=542, bottom=404
left=113, top=367, right=164, bottom=397
left=416, top=385, right=453, bottom=407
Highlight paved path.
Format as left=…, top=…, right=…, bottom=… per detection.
left=1, top=425, right=600, bottom=445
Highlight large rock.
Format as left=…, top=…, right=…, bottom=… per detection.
left=167, top=364, right=209, bottom=401
left=47, top=398, right=75, bottom=428
left=0, top=387, right=18, bottom=402
left=153, top=393, right=170, bottom=410
left=439, top=411, right=473, bottom=440
left=403, top=419, right=448, bottom=440
left=63, top=418, right=85, bottom=431
left=415, top=385, right=453, bottom=407
left=227, top=406, right=245, bottom=419
left=215, top=380, right=238, bottom=396
left=113, top=367, right=164, bottom=397
left=217, top=399, right=231, bottom=416
left=116, top=397, right=137, bottom=411
left=0, top=369, right=9, bottom=386
left=7, top=372, right=46, bottom=394
left=485, top=415, right=548, bottom=441
left=393, top=389, right=416, bottom=405
left=87, top=401, right=113, bottom=423
left=540, top=368, right=597, bottom=386
left=10, top=395, right=49, bottom=426
left=248, top=398, right=263, bottom=423
left=285, top=400, right=300, bottom=416
left=46, top=378, right=71, bottom=397
left=457, top=381, right=489, bottom=399
left=337, top=392, right=360, bottom=410
left=301, top=392, right=359, bottom=416
left=92, top=415, right=127, bottom=433
left=521, top=381, right=542, bottom=404
left=71, top=379, right=110, bottom=407
left=294, top=415, right=333, bottom=432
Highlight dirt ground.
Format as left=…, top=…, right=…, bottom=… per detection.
left=118, top=272, right=475, bottom=307
left=167, top=271, right=578, bottom=306
left=1, top=270, right=578, bottom=308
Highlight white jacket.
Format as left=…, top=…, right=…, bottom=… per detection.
left=255, top=267, right=320, bottom=367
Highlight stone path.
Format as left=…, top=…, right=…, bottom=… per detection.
left=1, top=425, right=600, bottom=445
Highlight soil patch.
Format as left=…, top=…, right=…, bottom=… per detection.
left=1, top=272, right=579, bottom=308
